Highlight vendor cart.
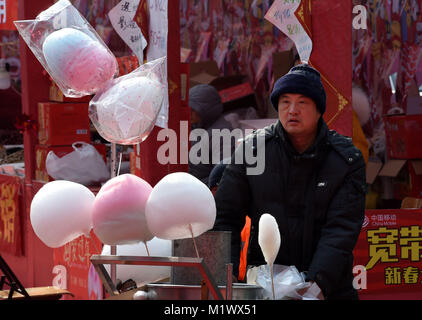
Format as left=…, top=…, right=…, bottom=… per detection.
left=5, top=0, right=404, bottom=301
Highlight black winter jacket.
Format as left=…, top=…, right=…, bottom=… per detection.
left=213, top=119, right=366, bottom=300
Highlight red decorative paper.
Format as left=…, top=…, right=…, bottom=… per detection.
left=0, top=175, right=22, bottom=256
left=0, top=0, right=18, bottom=31
left=354, top=210, right=422, bottom=297
left=53, top=231, right=103, bottom=300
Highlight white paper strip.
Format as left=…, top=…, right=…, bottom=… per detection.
left=265, top=0, right=312, bottom=63
left=109, top=0, right=148, bottom=63
left=147, top=0, right=169, bottom=129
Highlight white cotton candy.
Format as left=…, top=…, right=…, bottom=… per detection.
left=258, top=214, right=281, bottom=266
left=90, top=76, right=164, bottom=145
left=30, top=180, right=95, bottom=248
left=145, top=172, right=216, bottom=240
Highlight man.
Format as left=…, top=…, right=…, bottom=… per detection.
left=188, top=84, right=234, bottom=185
left=213, top=64, right=366, bottom=300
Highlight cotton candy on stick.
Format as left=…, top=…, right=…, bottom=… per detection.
left=30, top=181, right=95, bottom=248
left=89, top=73, right=165, bottom=145
left=258, top=213, right=281, bottom=300
left=145, top=172, right=216, bottom=257
left=92, top=174, right=154, bottom=247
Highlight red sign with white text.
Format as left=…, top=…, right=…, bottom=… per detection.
left=53, top=231, right=103, bottom=300
left=354, top=209, right=422, bottom=298
left=0, top=175, right=22, bottom=256
left=0, top=0, right=18, bottom=31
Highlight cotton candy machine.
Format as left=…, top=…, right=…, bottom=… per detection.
left=171, top=231, right=231, bottom=286
left=143, top=283, right=264, bottom=300
left=90, top=231, right=264, bottom=300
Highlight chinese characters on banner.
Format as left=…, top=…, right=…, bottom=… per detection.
left=354, top=210, right=422, bottom=296
left=0, top=0, right=18, bottom=31
left=0, top=175, right=22, bottom=256
left=53, top=231, right=103, bottom=300
left=264, top=0, right=312, bottom=63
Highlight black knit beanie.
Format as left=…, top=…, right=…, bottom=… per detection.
left=270, top=64, right=326, bottom=115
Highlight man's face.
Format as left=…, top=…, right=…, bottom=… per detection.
left=278, top=93, right=321, bottom=137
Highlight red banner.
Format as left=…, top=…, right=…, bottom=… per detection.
left=0, top=0, right=18, bottom=31
left=53, top=231, right=103, bottom=300
left=354, top=209, right=422, bottom=298
left=0, top=175, right=22, bottom=256
left=309, top=0, right=352, bottom=137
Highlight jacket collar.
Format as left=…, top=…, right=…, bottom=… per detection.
left=275, top=118, right=329, bottom=158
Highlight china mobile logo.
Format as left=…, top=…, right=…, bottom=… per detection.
left=362, top=215, right=370, bottom=228
left=156, top=121, right=266, bottom=176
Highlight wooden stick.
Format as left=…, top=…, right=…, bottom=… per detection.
left=270, top=264, right=275, bottom=300
left=144, top=241, right=150, bottom=256
left=189, top=224, right=200, bottom=258
left=117, top=152, right=123, bottom=176
left=88, top=235, right=101, bottom=255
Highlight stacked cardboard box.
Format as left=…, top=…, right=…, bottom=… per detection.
left=370, top=93, right=422, bottom=202
left=35, top=83, right=107, bottom=183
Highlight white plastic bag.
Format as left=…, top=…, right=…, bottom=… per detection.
left=14, top=0, right=118, bottom=98
left=247, top=264, right=324, bottom=300
left=46, top=142, right=109, bottom=186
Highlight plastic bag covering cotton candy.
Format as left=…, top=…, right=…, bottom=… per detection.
left=42, top=28, right=117, bottom=94
left=248, top=265, right=323, bottom=300
left=145, top=172, right=216, bottom=240
left=46, top=142, right=109, bottom=186
left=102, top=238, right=172, bottom=287
left=30, top=180, right=95, bottom=248
left=14, top=0, right=118, bottom=98
left=88, top=57, right=167, bottom=145
left=92, top=174, right=154, bottom=245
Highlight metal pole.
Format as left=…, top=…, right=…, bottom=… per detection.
left=110, top=143, right=117, bottom=284
left=226, top=263, right=233, bottom=300
left=90, top=255, right=224, bottom=300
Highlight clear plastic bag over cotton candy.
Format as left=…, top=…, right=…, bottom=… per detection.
left=14, top=0, right=118, bottom=98
left=88, top=57, right=167, bottom=145
left=247, top=264, right=324, bottom=300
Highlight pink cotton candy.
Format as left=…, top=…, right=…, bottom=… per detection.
left=61, top=41, right=117, bottom=93
left=42, top=28, right=117, bottom=96
left=92, top=174, right=154, bottom=245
